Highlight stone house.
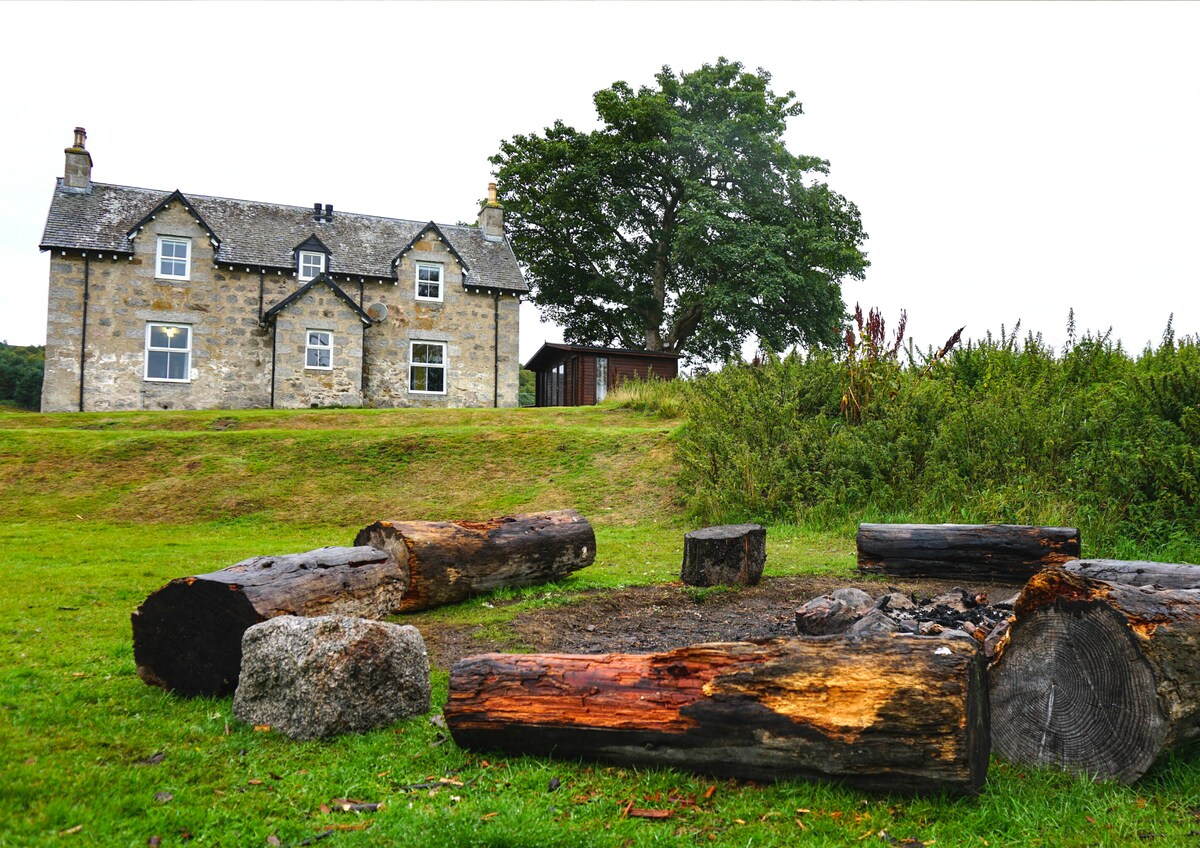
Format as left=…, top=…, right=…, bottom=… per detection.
left=39, top=128, right=527, bottom=412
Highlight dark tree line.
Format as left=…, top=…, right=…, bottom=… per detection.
left=0, top=343, right=44, bottom=410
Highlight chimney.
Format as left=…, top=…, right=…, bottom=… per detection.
left=324, top=203, right=333, bottom=222
left=63, top=126, right=93, bottom=192
left=478, top=181, right=504, bottom=242
left=313, top=202, right=322, bottom=222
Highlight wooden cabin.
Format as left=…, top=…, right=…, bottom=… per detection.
left=524, top=343, right=681, bottom=407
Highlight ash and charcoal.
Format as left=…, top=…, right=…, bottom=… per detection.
left=795, top=586, right=1018, bottom=657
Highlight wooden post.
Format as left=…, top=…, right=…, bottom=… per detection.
left=446, top=635, right=989, bottom=796
left=680, top=524, right=766, bottom=587
left=857, top=523, right=1080, bottom=582
left=990, top=567, right=1200, bottom=783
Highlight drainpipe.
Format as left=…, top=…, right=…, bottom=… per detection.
left=78, top=254, right=90, bottom=411
left=268, top=321, right=277, bottom=409
left=493, top=291, right=500, bottom=408
left=257, top=269, right=264, bottom=321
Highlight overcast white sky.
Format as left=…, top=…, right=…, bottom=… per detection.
left=2, top=1, right=1197, bottom=363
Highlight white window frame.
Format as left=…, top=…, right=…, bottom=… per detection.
left=408, top=340, right=447, bottom=395
left=305, top=329, right=333, bottom=370
left=595, top=356, right=609, bottom=402
left=144, top=322, right=192, bottom=383
left=156, top=236, right=191, bottom=281
left=415, top=262, right=444, bottom=302
left=298, top=251, right=326, bottom=282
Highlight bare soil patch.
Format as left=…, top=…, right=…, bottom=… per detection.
left=416, top=574, right=1018, bottom=669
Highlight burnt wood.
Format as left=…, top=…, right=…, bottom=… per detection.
left=990, top=568, right=1200, bottom=783
left=445, top=635, right=989, bottom=796
left=1064, top=558, right=1200, bottom=589
left=353, top=509, right=595, bottom=613
left=132, top=546, right=404, bottom=697
left=857, top=523, right=1080, bottom=583
left=680, top=524, right=766, bottom=587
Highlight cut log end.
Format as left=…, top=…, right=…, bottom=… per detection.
left=681, top=524, right=766, bottom=587
left=989, top=602, right=1165, bottom=784
left=132, top=579, right=264, bottom=697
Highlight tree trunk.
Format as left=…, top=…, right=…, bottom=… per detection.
left=856, top=523, right=1080, bottom=583
left=353, top=509, right=595, bottom=613
left=1064, top=558, right=1200, bottom=589
left=989, top=567, right=1200, bottom=783
left=681, top=524, right=766, bottom=587
left=132, top=546, right=404, bottom=697
left=445, top=635, right=989, bottom=796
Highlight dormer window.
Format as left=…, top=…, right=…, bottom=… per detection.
left=298, top=251, right=325, bottom=282
left=416, top=262, right=443, bottom=302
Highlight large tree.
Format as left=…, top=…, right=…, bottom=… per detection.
left=492, top=58, right=869, bottom=362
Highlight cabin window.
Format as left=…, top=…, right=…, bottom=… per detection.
left=156, top=236, right=191, bottom=280
left=415, top=262, right=443, bottom=302
left=298, top=251, right=325, bottom=282
left=305, top=330, right=332, bottom=369
left=409, top=341, right=446, bottom=394
left=595, top=357, right=608, bottom=402
left=144, top=322, right=191, bottom=382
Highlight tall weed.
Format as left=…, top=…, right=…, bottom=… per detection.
left=677, top=329, right=1200, bottom=557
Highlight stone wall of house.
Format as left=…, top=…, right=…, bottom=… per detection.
left=362, top=232, right=521, bottom=408
left=42, top=202, right=273, bottom=412
left=271, top=288, right=365, bottom=408
left=42, top=208, right=521, bottom=412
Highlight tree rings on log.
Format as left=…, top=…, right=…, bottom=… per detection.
left=131, top=546, right=404, bottom=697
left=680, top=524, right=766, bottom=587
left=1064, top=558, right=1200, bottom=589
left=857, top=523, right=1080, bottom=583
left=353, top=509, right=595, bottom=613
left=446, top=635, right=989, bottom=795
left=990, top=568, right=1200, bottom=783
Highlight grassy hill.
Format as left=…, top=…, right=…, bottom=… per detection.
left=1, top=406, right=1196, bottom=846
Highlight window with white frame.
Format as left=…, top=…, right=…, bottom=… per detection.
left=306, top=330, right=333, bottom=369
left=415, top=262, right=443, bottom=302
left=409, top=341, right=446, bottom=394
left=145, top=323, right=191, bottom=382
left=156, top=237, right=191, bottom=280
left=298, top=251, right=325, bottom=282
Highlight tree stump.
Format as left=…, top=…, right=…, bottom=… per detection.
left=353, top=509, right=595, bottom=612
left=681, top=524, right=766, bottom=587
left=1064, top=558, right=1200, bottom=589
left=446, top=634, right=989, bottom=795
left=132, top=546, right=404, bottom=697
left=990, top=567, right=1200, bottom=783
left=857, top=523, right=1080, bottom=583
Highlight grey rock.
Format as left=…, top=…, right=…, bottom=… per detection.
left=930, top=588, right=971, bottom=613
left=845, top=609, right=901, bottom=638
left=796, top=592, right=871, bottom=636
left=875, top=591, right=917, bottom=612
left=830, top=588, right=874, bottom=609
left=233, top=615, right=430, bottom=740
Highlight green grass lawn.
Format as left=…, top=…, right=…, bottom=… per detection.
left=1, top=407, right=1198, bottom=846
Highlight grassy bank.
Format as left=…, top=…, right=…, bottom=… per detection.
left=1, top=406, right=1199, bottom=846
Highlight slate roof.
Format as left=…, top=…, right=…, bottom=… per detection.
left=40, top=180, right=529, bottom=293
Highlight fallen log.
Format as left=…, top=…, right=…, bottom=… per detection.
left=680, top=524, right=766, bottom=587
left=445, top=635, right=989, bottom=795
left=857, top=523, right=1080, bottom=583
left=353, top=509, right=595, bottom=613
left=989, top=567, right=1200, bottom=783
left=1064, top=558, right=1200, bottom=589
left=132, top=546, right=404, bottom=697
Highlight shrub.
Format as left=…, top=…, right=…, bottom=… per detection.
left=0, top=343, right=44, bottom=410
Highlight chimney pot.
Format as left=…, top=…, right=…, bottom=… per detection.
left=324, top=204, right=333, bottom=221
left=73, top=127, right=87, bottom=149
left=313, top=203, right=322, bottom=221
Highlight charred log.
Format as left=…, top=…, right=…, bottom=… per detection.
left=353, top=510, right=595, bottom=613
left=857, top=523, right=1080, bottom=583
left=132, top=546, right=403, bottom=697
left=680, top=524, right=766, bottom=587
left=1064, top=558, right=1200, bottom=589
left=446, top=635, right=989, bottom=796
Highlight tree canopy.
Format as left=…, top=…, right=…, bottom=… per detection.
left=492, top=58, right=869, bottom=362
